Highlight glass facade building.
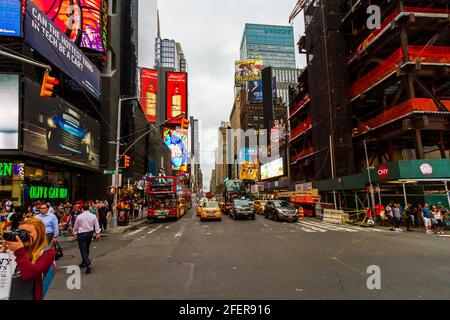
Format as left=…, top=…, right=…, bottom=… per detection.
left=155, top=39, right=187, bottom=72
left=240, top=24, right=296, bottom=68
left=240, top=24, right=301, bottom=105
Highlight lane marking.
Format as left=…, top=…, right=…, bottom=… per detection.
left=301, top=227, right=316, bottom=233
left=297, top=222, right=327, bottom=232
left=301, top=221, right=358, bottom=233
left=147, top=225, right=163, bottom=235
left=175, top=231, right=183, bottom=238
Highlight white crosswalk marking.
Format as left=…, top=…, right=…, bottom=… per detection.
left=147, top=225, right=163, bottom=235
left=297, top=220, right=387, bottom=234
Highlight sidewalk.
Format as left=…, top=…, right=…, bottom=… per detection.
left=106, top=208, right=149, bottom=235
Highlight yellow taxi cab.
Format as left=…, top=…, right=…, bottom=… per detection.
left=253, top=200, right=267, bottom=215
left=199, top=201, right=222, bottom=221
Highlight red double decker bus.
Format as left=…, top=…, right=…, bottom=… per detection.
left=147, top=176, right=192, bottom=221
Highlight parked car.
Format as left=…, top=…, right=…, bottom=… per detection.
left=230, top=199, right=255, bottom=220
left=199, top=201, right=222, bottom=222
left=264, top=200, right=298, bottom=222
left=253, top=200, right=267, bottom=215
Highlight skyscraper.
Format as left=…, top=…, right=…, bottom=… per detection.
left=155, top=39, right=187, bottom=72
left=240, top=23, right=302, bottom=104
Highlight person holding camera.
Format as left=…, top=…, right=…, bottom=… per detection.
left=36, top=203, right=59, bottom=244
left=0, top=218, right=56, bottom=300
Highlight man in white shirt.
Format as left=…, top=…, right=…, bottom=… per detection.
left=74, top=203, right=101, bottom=274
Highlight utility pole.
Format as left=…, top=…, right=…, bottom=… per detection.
left=112, top=95, right=185, bottom=227
left=364, top=139, right=376, bottom=220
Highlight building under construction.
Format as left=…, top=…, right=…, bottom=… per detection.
left=289, top=0, right=450, bottom=207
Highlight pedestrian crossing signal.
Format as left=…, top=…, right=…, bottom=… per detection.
left=40, top=70, right=59, bottom=98
left=181, top=118, right=190, bottom=130
left=124, top=155, right=131, bottom=169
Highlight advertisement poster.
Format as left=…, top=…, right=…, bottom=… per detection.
left=24, top=1, right=101, bottom=99
left=235, top=59, right=263, bottom=85
left=0, top=74, right=19, bottom=150
left=141, top=68, right=158, bottom=123
left=23, top=78, right=100, bottom=170
left=238, top=148, right=259, bottom=181
left=0, top=0, right=22, bottom=37
left=31, top=0, right=107, bottom=52
left=270, top=119, right=286, bottom=148
left=166, top=72, right=187, bottom=124
left=261, top=158, right=284, bottom=180
left=163, top=128, right=188, bottom=172
left=247, top=77, right=277, bottom=103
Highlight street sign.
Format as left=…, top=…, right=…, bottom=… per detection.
left=104, top=170, right=122, bottom=175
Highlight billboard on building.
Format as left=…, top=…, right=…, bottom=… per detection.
left=24, top=2, right=101, bottom=99
left=270, top=118, right=286, bottom=148
left=235, top=59, right=263, bottom=85
left=31, top=0, right=107, bottom=52
left=247, top=77, right=277, bottom=103
left=0, top=0, right=22, bottom=37
left=0, top=74, right=19, bottom=150
left=23, top=78, right=100, bottom=170
left=261, top=158, right=284, bottom=180
left=166, top=72, right=187, bottom=124
left=163, top=128, right=188, bottom=172
left=238, top=148, right=259, bottom=181
left=141, top=69, right=158, bottom=123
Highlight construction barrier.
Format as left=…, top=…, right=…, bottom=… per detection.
left=323, top=209, right=346, bottom=225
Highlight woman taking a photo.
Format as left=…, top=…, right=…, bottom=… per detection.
left=0, top=218, right=56, bottom=300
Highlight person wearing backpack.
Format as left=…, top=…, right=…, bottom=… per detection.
left=0, top=218, right=56, bottom=300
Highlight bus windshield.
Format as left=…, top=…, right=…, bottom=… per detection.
left=149, top=194, right=176, bottom=209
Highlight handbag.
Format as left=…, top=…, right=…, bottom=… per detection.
left=53, top=242, right=64, bottom=261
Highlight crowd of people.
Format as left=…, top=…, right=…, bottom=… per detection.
left=371, top=202, right=449, bottom=234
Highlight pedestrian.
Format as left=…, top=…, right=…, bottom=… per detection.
left=97, top=201, right=108, bottom=233
left=421, top=203, right=432, bottom=234
left=5, top=199, right=12, bottom=212
left=74, top=203, right=101, bottom=274
left=385, top=203, right=394, bottom=230
left=0, top=218, right=56, bottom=300
left=405, top=204, right=415, bottom=232
left=24, top=206, right=34, bottom=220
left=414, top=204, right=423, bottom=229
left=374, top=203, right=384, bottom=226
left=393, top=204, right=402, bottom=232
left=36, top=203, right=59, bottom=244
left=0, top=206, right=8, bottom=236
left=432, top=205, right=444, bottom=235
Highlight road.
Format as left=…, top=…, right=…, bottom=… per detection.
left=47, top=208, right=450, bottom=300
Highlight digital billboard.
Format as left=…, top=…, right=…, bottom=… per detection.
left=270, top=119, right=286, bottom=148
left=163, top=128, right=188, bottom=172
left=23, top=78, right=100, bottom=170
left=247, top=77, right=277, bottom=103
left=235, top=59, right=263, bottom=85
left=261, top=158, right=284, bottom=181
left=24, top=2, right=101, bottom=100
left=0, top=74, right=19, bottom=150
left=166, top=72, right=187, bottom=125
left=141, top=68, right=158, bottom=123
left=31, top=0, right=107, bottom=52
left=0, top=0, right=22, bottom=37
left=238, top=148, right=259, bottom=181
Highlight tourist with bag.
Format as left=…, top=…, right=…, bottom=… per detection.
left=0, top=218, right=56, bottom=300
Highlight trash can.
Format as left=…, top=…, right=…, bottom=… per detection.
left=117, top=209, right=130, bottom=226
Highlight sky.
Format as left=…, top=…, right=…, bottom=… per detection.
left=158, top=0, right=306, bottom=190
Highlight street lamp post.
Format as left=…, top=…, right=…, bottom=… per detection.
left=112, top=96, right=185, bottom=228
left=364, top=139, right=376, bottom=221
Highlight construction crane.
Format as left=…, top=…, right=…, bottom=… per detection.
left=289, top=0, right=306, bottom=24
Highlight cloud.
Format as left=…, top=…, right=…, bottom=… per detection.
left=158, top=0, right=306, bottom=190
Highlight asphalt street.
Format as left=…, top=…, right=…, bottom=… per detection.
left=47, top=208, right=450, bottom=300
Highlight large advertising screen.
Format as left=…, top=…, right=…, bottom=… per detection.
left=141, top=69, right=158, bottom=123
left=0, top=0, right=22, bottom=37
left=238, top=148, right=259, bottom=181
left=23, top=78, right=100, bottom=170
left=166, top=72, right=187, bottom=125
left=247, top=77, right=277, bottom=103
left=235, top=59, right=263, bottom=85
left=270, top=119, right=286, bottom=148
left=31, top=0, right=107, bottom=52
left=24, top=1, right=101, bottom=100
left=0, top=74, right=19, bottom=150
left=163, top=128, right=188, bottom=172
left=261, top=158, right=284, bottom=181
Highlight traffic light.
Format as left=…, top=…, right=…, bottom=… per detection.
left=181, top=118, right=190, bottom=130
left=124, top=155, right=131, bottom=168
left=40, top=70, right=59, bottom=98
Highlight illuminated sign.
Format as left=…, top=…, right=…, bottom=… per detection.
left=0, top=0, right=22, bottom=37
left=29, top=186, right=68, bottom=200
left=261, top=158, right=284, bottom=180
left=238, top=148, right=259, bottom=181
left=235, top=59, right=263, bottom=85
left=141, top=69, right=158, bottom=123
left=0, top=162, right=12, bottom=177
left=163, top=128, right=188, bottom=172
left=166, top=72, right=187, bottom=124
